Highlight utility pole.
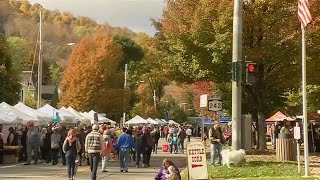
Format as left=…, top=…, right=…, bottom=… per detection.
left=37, top=9, right=42, bottom=109
left=122, top=64, right=128, bottom=127
left=231, top=0, right=242, bottom=150
left=153, top=90, right=157, bottom=110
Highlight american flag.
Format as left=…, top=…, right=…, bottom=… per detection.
left=298, top=0, right=312, bottom=28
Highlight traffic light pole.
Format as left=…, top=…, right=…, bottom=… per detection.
left=231, top=0, right=242, bottom=150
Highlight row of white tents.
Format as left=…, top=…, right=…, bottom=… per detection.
left=125, top=115, right=179, bottom=125
left=0, top=102, right=179, bottom=127
left=0, top=102, right=116, bottom=126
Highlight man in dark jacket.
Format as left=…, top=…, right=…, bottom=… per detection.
left=209, top=123, right=225, bottom=166
left=7, top=127, right=18, bottom=146
left=177, top=127, right=187, bottom=154
left=134, top=128, right=145, bottom=167
left=19, top=127, right=28, bottom=162
left=142, top=127, right=153, bottom=167
left=151, top=128, right=160, bottom=154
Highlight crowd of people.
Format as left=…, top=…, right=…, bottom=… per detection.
left=0, top=122, right=185, bottom=180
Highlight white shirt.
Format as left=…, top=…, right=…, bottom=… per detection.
left=186, top=129, right=192, bottom=136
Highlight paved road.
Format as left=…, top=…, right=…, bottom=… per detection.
left=0, top=138, right=189, bottom=180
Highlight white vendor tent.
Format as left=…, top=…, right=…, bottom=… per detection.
left=146, top=117, right=159, bottom=125
left=161, top=119, right=169, bottom=124
left=59, top=107, right=80, bottom=122
left=168, top=120, right=179, bottom=125
left=67, top=107, right=91, bottom=124
left=125, top=115, right=148, bottom=125
left=0, top=102, right=35, bottom=125
left=81, top=110, right=116, bottom=125
left=14, top=102, right=51, bottom=124
left=154, top=118, right=166, bottom=125
left=38, top=104, right=77, bottom=123
left=0, top=111, right=18, bottom=125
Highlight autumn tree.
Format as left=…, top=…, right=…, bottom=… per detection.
left=157, top=0, right=320, bottom=150
left=60, top=33, right=124, bottom=115
left=133, top=33, right=172, bottom=103
left=0, top=34, right=21, bottom=105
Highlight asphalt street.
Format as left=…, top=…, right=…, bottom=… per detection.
left=0, top=139, right=189, bottom=180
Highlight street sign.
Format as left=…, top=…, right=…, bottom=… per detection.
left=187, top=142, right=208, bottom=180
left=200, top=94, right=208, bottom=108
left=209, top=93, right=221, bottom=100
left=208, top=100, right=222, bottom=111
left=294, top=127, right=301, bottom=140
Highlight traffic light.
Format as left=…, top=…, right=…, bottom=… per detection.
left=246, top=62, right=257, bottom=83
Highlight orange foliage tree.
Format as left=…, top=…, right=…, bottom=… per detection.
left=59, top=33, right=124, bottom=115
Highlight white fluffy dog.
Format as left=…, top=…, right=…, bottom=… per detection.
left=221, top=149, right=246, bottom=168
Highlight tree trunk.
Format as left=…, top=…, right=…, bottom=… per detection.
left=257, top=112, right=266, bottom=150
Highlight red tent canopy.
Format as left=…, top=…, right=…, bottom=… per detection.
left=266, top=111, right=295, bottom=122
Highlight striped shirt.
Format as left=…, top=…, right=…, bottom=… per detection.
left=85, top=130, right=104, bottom=154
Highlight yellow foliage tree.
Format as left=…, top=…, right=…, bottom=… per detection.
left=59, top=33, right=124, bottom=113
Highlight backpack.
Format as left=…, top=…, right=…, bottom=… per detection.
left=172, top=137, right=178, bottom=144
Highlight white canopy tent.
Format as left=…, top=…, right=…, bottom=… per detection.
left=81, top=110, right=116, bottom=125
left=59, top=107, right=80, bottom=123
left=146, top=117, right=159, bottom=125
left=154, top=118, right=166, bottom=125
left=161, top=119, right=169, bottom=124
left=168, top=120, right=179, bottom=125
left=0, top=111, right=18, bottom=125
left=14, top=102, right=51, bottom=125
left=0, top=102, right=35, bottom=125
left=125, top=115, right=149, bottom=125
left=38, top=104, right=77, bottom=123
left=67, top=107, right=91, bottom=124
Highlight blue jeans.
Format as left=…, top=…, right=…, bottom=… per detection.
left=89, top=153, right=100, bottom=180
left=119, top=148, right=130, bottom=171
left=66, top=152, right=76, bottom=179
left=211, top=143, right=222, bottom=165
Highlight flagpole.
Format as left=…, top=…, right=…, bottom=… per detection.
left=301, top=27, right=310, bottom=176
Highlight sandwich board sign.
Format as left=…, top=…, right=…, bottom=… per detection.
left=187, top=142, right=208, bottom=180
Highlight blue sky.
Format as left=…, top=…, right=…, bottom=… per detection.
left=28, top=0, right=166, bottom=35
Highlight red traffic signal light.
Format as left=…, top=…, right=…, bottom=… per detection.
left=248, top=63, right=256, bottom=73
left=246, top=62, right=257, bottom=83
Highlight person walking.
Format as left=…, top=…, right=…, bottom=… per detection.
left=186, top=127, right=192, bottom=142
left=116, top=128, right=134, bottom=172
left=85, top=124, right=104, bottom=180
left=177, top=127, right=186, bottom=154
left=151, top=127, right=160, bottom=154
left=25, top=123, right=40, bottom=165
left=44, top=127, right=53, bottom=163
left=63, top=129, right=81, bottom=180
left=39, top=128, right=47, bottom=163
left=142, top=127, right=153, bottom=166
left=101, top=129, right=111, bottom=172
left=209, top=123, right=225, bottom=166
left=51, top=127, right=61, bottom=165
left=134, top=128, right=145, bottom=167
left=76, top=127, right=85, bottom=166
